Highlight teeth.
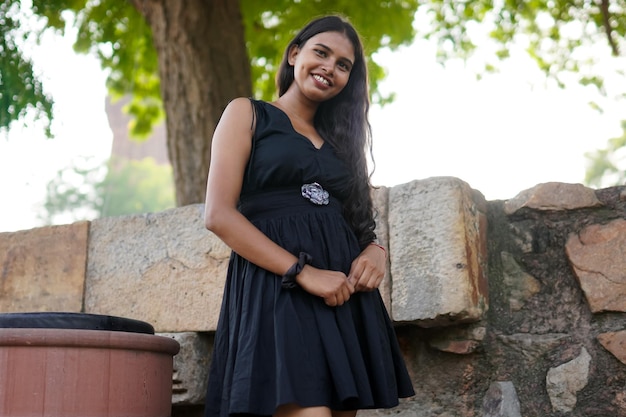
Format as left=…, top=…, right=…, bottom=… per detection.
left=313, top=74, right=329, bottom=85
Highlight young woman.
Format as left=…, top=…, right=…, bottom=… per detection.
left=203, top=15, right=414, bottom=417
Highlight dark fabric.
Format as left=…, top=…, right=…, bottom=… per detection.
left=0, top=312, right=154, bottom=334
left=281, top=251, right=313, bottom=289
left=204, top=100, right=414, bottom=417
left=241, top=100, right=351, bottom=201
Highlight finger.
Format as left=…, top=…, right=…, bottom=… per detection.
left=342, top=286, right=352, bottom=303
left=348, top=259, right=365, bottom=282
left=325, top=295, right=337, bottom=307
left=334, top=284, right=350, bottom=306
left=357, top=280, right=372, bottom=292
left=354, top=265, right=373, bottom=291
left=346, top=279, right=355, bottom=294
left=357, top=272, right=378, bottom=292
left=369, top=274, right=385, bottom=291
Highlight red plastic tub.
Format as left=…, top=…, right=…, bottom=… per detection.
left=0, top=313, right=180, bottom=417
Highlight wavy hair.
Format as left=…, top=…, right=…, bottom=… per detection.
left=276, top=15, right=377, bottom=248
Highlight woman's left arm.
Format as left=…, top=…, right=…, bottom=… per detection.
left=347, top=243, right=387, bottom=292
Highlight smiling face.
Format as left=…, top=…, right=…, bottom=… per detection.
left=287, top=31, right=356, bottom=103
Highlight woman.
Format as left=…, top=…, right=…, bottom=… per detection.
left=203, top=15, right=414, bottom=417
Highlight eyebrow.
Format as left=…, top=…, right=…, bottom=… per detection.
left=314, top=43, right=354, bottom=67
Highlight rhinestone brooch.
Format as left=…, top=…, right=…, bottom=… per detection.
left=301, top=182, right=329, bottom=205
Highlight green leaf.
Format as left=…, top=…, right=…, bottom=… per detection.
left=0, top=0, right=54, bottom=136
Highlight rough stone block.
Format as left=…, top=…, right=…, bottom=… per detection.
left=0, top=222, right=88, bottom=313
left=566, top=218, right=626, bottom=313
left=160, top=332, right=212, bottom=405
left=84, top=204, right=230, bottom=332
left=388, top=177, right=488, bottom=326
left=428, top=324, right=486, bottom=354
left=498, top=333, right=569, bottom=363
left=372, top=186, right=391, bottom=312
left=501, top=251, right=541, bottom=311
left=482, top=381, right=522, bottom=417
left=546, top=347, right=591, bottom=413
left=598, top=330, right=626, bottom=366
left=504, top=182, right=602, bottom=214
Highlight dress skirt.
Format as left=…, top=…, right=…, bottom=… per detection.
left=203, top=188, right=414, bottom=417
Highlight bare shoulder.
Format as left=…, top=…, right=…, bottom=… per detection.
left=223, top=97, right=253, bottom=119
left=214, top=97, right=255, bottom=136
left=211, top=98, right=254, bottom=155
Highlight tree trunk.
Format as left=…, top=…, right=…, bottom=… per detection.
left=132, top=0, right=252, bottom=206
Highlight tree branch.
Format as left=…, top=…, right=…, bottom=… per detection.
left=600, top=0, right=620, bottom=56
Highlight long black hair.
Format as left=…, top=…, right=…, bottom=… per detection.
left=276, top=15, right=377, bottom=248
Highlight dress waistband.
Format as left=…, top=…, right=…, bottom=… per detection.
left=239, top=187, right=342, bottom=221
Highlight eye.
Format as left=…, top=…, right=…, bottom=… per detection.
left=314, top=49, right=327, bottom=57
left=338, top=61, right=351, bottom=72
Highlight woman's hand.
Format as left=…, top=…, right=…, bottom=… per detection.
left=296, top=265, right=355, bottom=306
left=348, top=243, right=386, bottom=292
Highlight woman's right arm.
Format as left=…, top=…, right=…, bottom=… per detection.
left=204, top=98, right=354, bottom=306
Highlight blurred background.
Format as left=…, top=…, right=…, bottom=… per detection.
left=1, top=0, right=624, bottom=232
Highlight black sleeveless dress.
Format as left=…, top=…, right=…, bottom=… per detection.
left=204, top=99, right=414, bottom=417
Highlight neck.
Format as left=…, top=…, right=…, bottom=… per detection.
left=275, top=90, right=318, bottom=124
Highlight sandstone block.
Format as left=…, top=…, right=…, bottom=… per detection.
left=388, top=177, right=488, bottom=326
left=566, top=218, right=626, bottom=313
left=84, top=204, right=230, bottom=332
left=598, top=330, right=626, bottom=366
left=0, top=222, right=88, bottom=313
left=504, top=182, right=602, bottom=214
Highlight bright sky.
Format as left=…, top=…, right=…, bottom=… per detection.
left=369, top=38, right=623, bottom=197
left=0, top=16, right=624, bottom=233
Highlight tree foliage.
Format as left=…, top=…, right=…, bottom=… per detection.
left=11, top=0, right=418, bottom=138
left=420, top=0, right=625, bottom=92
left=32, top=0, right=161, bottom=138
left=241, top=0, right=418, bottom=105
left=5, top=0, right=623, bottom=135
left=585, top=120, right=626, bottom=188
left=2, top=0, right=625, bottom=200
left=40, top=156, right=175, bottom=224
left=0, top=1, right=53, bottom=136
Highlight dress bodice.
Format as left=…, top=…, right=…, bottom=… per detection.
left=241, top=99, right=351, bottom=201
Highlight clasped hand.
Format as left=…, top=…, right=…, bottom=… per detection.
left=295, top=244, right=386, bottom=306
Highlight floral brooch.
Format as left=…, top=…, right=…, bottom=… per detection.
left=301, top=182, right=329, bottom=205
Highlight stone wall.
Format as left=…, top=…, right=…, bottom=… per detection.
left=1, top=177, right=625, bottom=417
